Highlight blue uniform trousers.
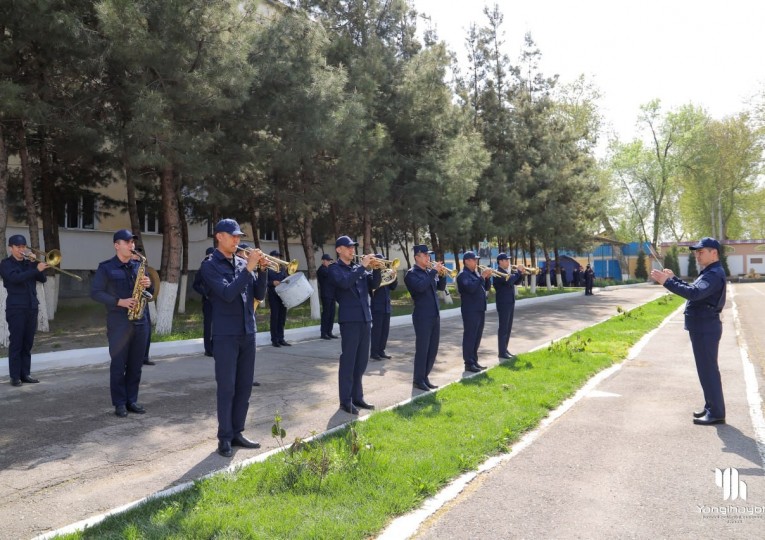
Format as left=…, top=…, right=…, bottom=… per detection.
left=688, top=319, right=725, bottom=418
left=6, top=307, right=37, bottom=380
left=461, top=311, right=485, bottom=365
left=496, top=303, right=515, bottom=356
left=213, top=334, right=255, bottom=442
left=338, top=321, right=370, bottom=406
left=269, top=295, right=287, bottom=343
left=413, top=314, right=440, bottom=384
left=202, top=299, right=213, bottom=354
left=143, top=309, right=152, bottom=361
left=370, top=310, right=391, bottom=357
left=107, top=319, right=148, bottom=406
left=320, top=296, right=335, bottom=337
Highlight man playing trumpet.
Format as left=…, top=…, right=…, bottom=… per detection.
left=494, top=253, right=526, bottom=359
left=457, top=251, right=494, bottom=373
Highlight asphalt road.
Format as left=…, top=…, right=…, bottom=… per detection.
left=410, top=283, right=765, bottom=540
left=2, top=284, right=762, bottom=539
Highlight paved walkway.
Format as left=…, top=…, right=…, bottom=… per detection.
left=1, top=284, right=763, bottom=539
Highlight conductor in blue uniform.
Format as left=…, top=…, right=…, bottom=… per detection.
left=267, top=250, right=290, bottom=347
left=328, top=236, right=381, bottom=415
left=457, top=251, right=494, bottom=373
left=650, top=237, right=727, bottom=425
left=1, top=234, right=47, bottom=386
left=493, top=253, right=526, bottom=359
left=316, top=253, right=337, bottom=339
left=404, top=245, right=447, bottom=391
left=370, top=253, right=397, bottom=360
left=200, top=219, right=267, bottom=457
left=91, top=229, right=154, bottom=417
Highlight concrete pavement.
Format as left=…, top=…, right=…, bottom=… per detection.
left=2, top=284, right=761, bottom=539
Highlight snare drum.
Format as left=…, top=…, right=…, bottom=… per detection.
left=275, top=272, right=314, bottom=309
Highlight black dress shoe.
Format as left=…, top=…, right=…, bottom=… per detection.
left=380, top=352, right=392, bottom=359
left=465, top=364, right=482, bottom=373
left=321, top=335, right=331, bottom=340
left=339, top=403, right=360, bottom=415
left=475, top=363, right=487, bottom=370
left=204, top=351, right=214, bottom=357
left=143, top=360, right=156, bottom=366
left=370, top=355, right=382, bottom=360
left=425, top=379, right=439, bottom=389
left=693, top=413, right=725, bottom=426
left=232, top=434, right=261, bottom=448
left=115, top=405, right=128, bottom=418
left=278, top=340, right=291, bottom=347
left=693, top=409, right=707, bottom=419
left=252, top=381, right=261, bottom=387
left=329, top=333, right=339, bottom=339
left=11, top=379, right=22, bottom=387
left=352, top=400, right=375, bottom=410
left=272, top=341, right=281, bottom=347
left=126, top=402, right=146, bottom=414
left=412, top=381, right=430, bottom=391
left=21, top=376, right=40, bottom=383
left=217, top=440, right=233, bottom=457
left=498, top=352, right=513, bottom=359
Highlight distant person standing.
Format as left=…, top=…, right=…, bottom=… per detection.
left=329, top=236, right=381, bottom=415
left=651, top=237, right=727, bottom=426
left=456, top=251, right=493, bottom=373
left=316, top=253, right=337, bottom=340
left=584, top=264, right=595, bottom=295
left=193, top=247, right=215, bottom=357
left=267, top=250, right=289, bottom=347
left=90, top=229, right=153, bottom=417
left=404, top=244, right=447, bottom=391
left=200, top=219, right=267, bottom=457
left=493, top=253, right=525, bottom=359
left=370, top=253, right=397, bottom=360
left=0, top=234, right=47, bottom=387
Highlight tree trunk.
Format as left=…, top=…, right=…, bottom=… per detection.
left=554, top=246, right=563, bottom=289
left=38, top=127, right=59, bottom=319
left=177, top=189, right=189, bottom=313
left=330, top=201, right=340, bottom=241
left=124, top=159, right=143, bottom=251
left=155, top=165, right=181, bottom=335
left=248, top=201, right=261, bottom=249
left=273, top=187, right=287, bottom=257
left=362, top=204, right=372, bottom=254
left=528, top=236, right=537, bottom=294
left=0, top=124, right=9, bottom=346
left=300, top=212, right=320, bottom=320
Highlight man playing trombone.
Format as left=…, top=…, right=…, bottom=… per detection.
left=328, top=235, right=381, bottom=415
left=0, top=234, right=48, bottom=386
left=457, top=251, right=494, bottom=373
left=494, top=253, right=526, bottom=359
left=404, top=244, right=447, bottom=391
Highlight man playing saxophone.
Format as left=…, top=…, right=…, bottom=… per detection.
left=91, top=229, right=154, bottom=418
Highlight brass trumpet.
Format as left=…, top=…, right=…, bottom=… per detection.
left=511, top=265, right=541, bottom=275
left=238, top=247, right=299, bottom=275
left=24, top=248, right=83, bottom=281
left=353, top=255, right=400, bottom=271
left=477, top=264, right=510, bottom=281
left=430, top=262, right=458, bottom=279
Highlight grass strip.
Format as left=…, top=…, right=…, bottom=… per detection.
left=61, top=293, right=682, bottom=540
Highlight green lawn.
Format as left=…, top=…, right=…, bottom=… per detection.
left=61, top=293, right=682, bottom=539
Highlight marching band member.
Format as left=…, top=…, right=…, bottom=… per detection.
left=199, top=219, right=267, bottom=457
left=494, top=253, right=526, bottom=359
left=370, top=253, right=397, bottom=360
left=404, top=244, right=447, bottom=391
left=267, top=249, right=290, bottom=347
left=317, top=253, right=338, bottom=339
left=328, top=235, right=381, bottom=415
left=192, top=246, right=215, bottom=357
left=90, top=230, right=153, bottom=417
left=0, top=234, right=47, bottom=386
left=457, top=251, right=493, bottom=373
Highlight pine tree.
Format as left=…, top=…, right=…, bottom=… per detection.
left=687, top=252, right=699, bottom=277
left=635, top=250, right=648, bottom=280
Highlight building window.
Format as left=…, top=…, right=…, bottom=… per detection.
left=751, top=258, right=763, bottom=264
left=137, top=200, right=163, bottom=234
left=259, top=217, right=277, bottom=242
left=58, top=194, right=95, bottom=230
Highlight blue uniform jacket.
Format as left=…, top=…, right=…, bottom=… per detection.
left=370, top=276, right=398, bottom=314
left=192, top=258, right=210, bottom=299
left=316, top=264, right=335, bottom=300
left=493, top=268, right=523, bottom=305
left=199, top=250, right=267, bottom=336
left=90, top=256, right=154, bottom=324
left=457, top=269, right=491, bottom=312
left=662, top=261, right=726, bottom=321
left=328, top=259, right=381, bottom=323
left=404, top=265, right=446, bottom=318
left=0, top=256, right=46, bottom=308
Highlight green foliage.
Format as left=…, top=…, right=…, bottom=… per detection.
left=687, top=252, right=698, bottom=277
left=635, top=250, right=648, bottom=280
left=547, top=333, right=592, bottom=359
left=720, top=251, right=731, bottom=277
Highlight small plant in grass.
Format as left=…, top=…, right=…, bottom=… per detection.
left=616, top=305, right=643, bottom=320
left=547, top=333, right=591, bottom=358
left=657, top=293, right=673, bottom=305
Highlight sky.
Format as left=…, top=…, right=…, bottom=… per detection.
left=411, top=0, right=765, bottom=145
